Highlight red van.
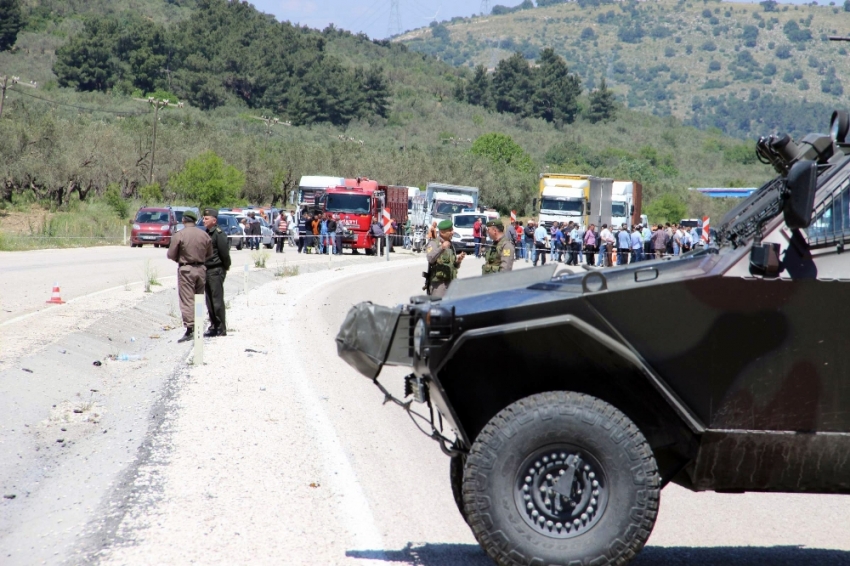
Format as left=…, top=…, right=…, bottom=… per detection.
left=130, top=207, right=177, bottom=247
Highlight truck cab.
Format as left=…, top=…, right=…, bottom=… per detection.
left=425, top=183, right=480, bottom=224
left=323, top=178, right=381, bottom=253
left=538, top=174, right=597, bottom=228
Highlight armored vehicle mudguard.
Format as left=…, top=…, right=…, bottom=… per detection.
left=336, top=112, right=850, bottom=566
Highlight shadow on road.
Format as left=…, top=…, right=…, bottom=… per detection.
left=347, top=543, right=850, bottom=565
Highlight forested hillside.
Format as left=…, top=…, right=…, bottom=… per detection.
left=0, top=0, right=793, bottom=234
left=401, top=0, right=850, bottom=138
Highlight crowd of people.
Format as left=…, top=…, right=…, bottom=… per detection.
left=514, top=220, right=705, bottom=267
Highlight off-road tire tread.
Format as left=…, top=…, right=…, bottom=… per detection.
left=463, top=391, right=660, bottom=566
left=450, top=454, right=469, bottom=524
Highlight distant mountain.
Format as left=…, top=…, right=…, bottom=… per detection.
left=398, top=0, right=850, bottom=138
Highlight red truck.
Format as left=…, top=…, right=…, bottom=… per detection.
left=321, top=179, right=407, bottom=254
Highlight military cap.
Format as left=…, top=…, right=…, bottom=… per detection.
left=438, top=219, right=453, bottom=231
left=202, top=208, right=218, bottom=218
left=183, top=209, right=199, bottom=223
left=485, top=219, right=504, bottom=229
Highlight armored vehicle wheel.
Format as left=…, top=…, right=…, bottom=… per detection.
left=463, top=391, right=660, bottom=566
left=449, top=454, right=469, bottom=525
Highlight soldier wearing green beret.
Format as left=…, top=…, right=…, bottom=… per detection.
left=425, top=219, right=466, bottom=298
left=482, top=219, right=515, bottom=275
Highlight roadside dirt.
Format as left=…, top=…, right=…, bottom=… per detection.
left=0, top=208, right=50, bottom=234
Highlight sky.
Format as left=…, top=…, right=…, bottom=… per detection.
left=250, top=0, right=821, bottom=41
left=250, top=0, right=490, bottom=39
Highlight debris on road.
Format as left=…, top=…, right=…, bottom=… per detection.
left=3, top=494, right=15, bottom=500
left=245, top=348, right=267, bottom=354
left=93, top=361, right=102, bottom=366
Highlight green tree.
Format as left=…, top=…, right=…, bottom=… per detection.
left=466, top=64, right=491, bottom=108
left=104, top=184, right=129, bottom=218
left=741, top=25, right=759, bottom=48
left=0, top=0, right=24, bottom=52
left=645, top=193, right=687, bottom=224
left=471, top=133, right=534, bottom=173
left=53, top=17, right=119, bottom=91
left=491, top=52, right=534, bottom=117
left=531, top=48, right=582, bottom=124
left=587, top=77, right=616, bottom=123
left=362, top=66, right=390, bottom=118
left=169, top=151, right=245, bottom=207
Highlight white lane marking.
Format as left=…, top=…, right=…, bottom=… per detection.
left=273, top=259, right=418, bottom=558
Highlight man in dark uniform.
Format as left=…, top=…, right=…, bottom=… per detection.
left=167, top=210, right=212, bottom=342
left=482, top=219, right=515, bottom=275
left=202, top=208, right=232, bottom=337
left=425, top=219, right=465, bottom=298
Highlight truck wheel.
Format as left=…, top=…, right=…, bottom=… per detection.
left=450, top=454, right=469, bottom=525
left=463, top=391, right=659, bottom=566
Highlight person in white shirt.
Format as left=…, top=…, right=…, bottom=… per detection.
left=533, top=222, right=549, bottom=266
left=598, top=224, right=614, bottom=267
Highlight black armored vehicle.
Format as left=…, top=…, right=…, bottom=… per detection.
left=337, top=111, right=850, bottom=566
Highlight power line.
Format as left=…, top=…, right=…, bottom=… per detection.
left=6, top=87, right=148, bottom=116
left=0, top=74, right=36, bottom=118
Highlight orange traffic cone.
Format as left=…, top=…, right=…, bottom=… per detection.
left=46, top=282, right=65, bottom=304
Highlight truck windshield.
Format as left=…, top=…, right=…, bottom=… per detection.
left=454, top=215, right=486, bottom=228
left=540, top=198, right=582, bottom=214
left=326, top=194, right=370, bottom=214
left=611, top=203, right=627, bottom=217
left=435, top=202, right=470, bottom=216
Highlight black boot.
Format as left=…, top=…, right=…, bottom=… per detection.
left=177, top=327, right=193, bottom=343
left=217, top=326, right=227, bottom=337
left=204, top=326, right=219, bottom=338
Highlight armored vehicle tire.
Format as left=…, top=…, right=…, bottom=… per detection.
left=463, top=391, right=660, bottom=566
left=449, top=455, right=469, bottom=525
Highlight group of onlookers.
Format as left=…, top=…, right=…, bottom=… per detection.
left=293, top=210, right=343, bottom=254
left=498, top=220, right=705, bottom=267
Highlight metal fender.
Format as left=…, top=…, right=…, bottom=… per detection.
left=432, top=314, right=704, bottom=450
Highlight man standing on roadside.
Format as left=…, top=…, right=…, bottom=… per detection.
left=631, top=224, right=644, bottom=263
left=482, top=219, right=515, bottom=275
left=533, top=220, right=549, bottom=266
left=425, top=219, right=465, bottom=298
left=247, top=211, right=261, bottom=251
left=202, top=208, right=231, bottom=337
left=167, top=210, right=212, bottom=343
left=472, top=217, right=482, bottom=258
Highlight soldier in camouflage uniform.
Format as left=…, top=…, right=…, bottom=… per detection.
left=482, top=219, right=515, bottom=275
left=425, top=219, right=466, bottom=298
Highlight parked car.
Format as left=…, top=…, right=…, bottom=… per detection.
left=213, top=213, right=245, bottom=250
left=130, top=207, right=177, bottom=247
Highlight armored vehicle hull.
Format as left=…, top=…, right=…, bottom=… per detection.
left=337, top=115, right=850, bottom=566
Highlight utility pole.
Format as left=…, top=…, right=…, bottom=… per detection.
left=0, top=75, right=37, bottom=118
left=481, top=0, right=490, bottom=15
left=250, top=115, right=291, bottom=146
left=134, top=97, right=184, bottom=185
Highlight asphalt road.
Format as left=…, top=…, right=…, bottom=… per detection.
left=2, top=248, right=849, bottom=565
